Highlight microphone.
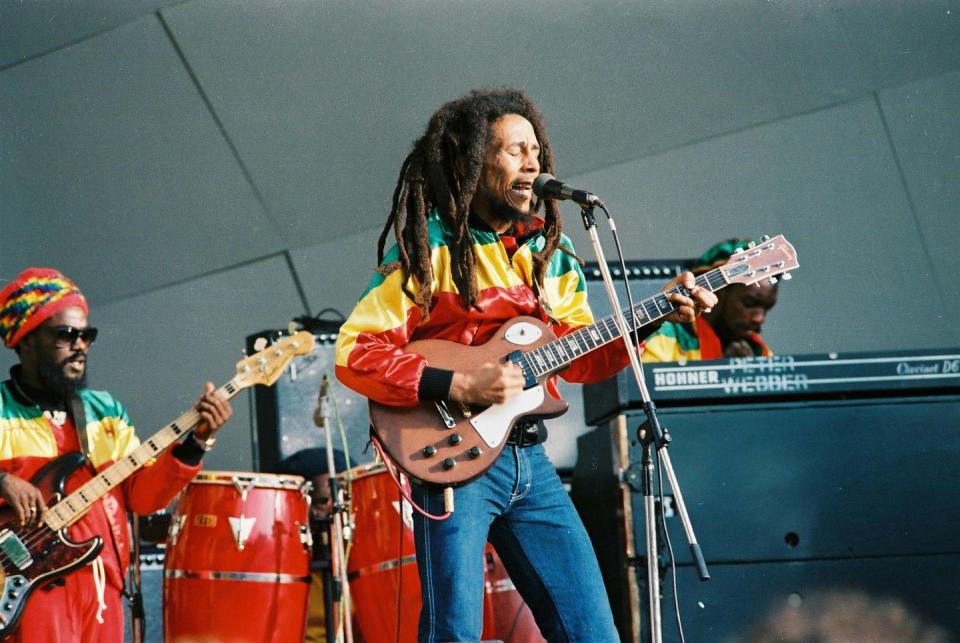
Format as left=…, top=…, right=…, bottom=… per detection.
left=313, top=374, right=329, bottom=428
left=533, top=173, right=603, bottom=206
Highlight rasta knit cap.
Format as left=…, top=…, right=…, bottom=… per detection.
left=690, top=238, right=758, bottom=274
left=0, top=268, right=88, bottom=349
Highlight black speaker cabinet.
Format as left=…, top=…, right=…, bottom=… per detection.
left=573, top=394, right=960, bottom=641
left=247, top=328, right=374, bottom=473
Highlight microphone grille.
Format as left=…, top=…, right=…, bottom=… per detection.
left=532, top=173, right=555, bottom=198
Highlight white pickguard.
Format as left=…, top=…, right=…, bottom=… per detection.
left=503, top=321, right=542, bottom=346
left=469, top=386, right=545, bottom=447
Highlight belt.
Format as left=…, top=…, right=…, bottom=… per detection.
left=506, top=420, right=546, bottom=448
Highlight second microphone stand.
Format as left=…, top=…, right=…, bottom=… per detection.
left=576, top=203, right=709, bottom=643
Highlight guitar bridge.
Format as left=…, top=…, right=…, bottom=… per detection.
left=0, top=530, right=33, bottom=570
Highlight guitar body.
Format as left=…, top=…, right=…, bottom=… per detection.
left=369, top=316, right=569, bottom=486
left=0, top=452, right=103, bottom=637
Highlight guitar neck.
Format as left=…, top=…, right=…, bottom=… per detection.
left=43, top=379, right=242, bottom=531
left=515, top=267, right=731, bottom=378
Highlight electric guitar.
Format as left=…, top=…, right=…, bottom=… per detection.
left=0, top=331, right=314, bottom=638
left=370, top=235, right=799, bottom=486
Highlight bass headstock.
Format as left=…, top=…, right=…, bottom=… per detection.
left=233, top=330, right=316, bottom=390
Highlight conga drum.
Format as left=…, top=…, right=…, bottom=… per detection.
left=163, top=471, right=313, bottom=643
left=345, top=464, right=545, bottom=643
left=344, top=463, right=421, bottom=643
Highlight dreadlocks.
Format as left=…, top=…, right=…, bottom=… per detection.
left=377, top=88, right=564, bottom=318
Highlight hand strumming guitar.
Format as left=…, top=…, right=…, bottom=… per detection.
left=450, top=362, right=525, bottom=405
left=0, top=473, right=46, bottom=527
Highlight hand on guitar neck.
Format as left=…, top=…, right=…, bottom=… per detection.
left=659, top=271, right=718, bottom=323
left=449, top=362, right=525, bottom=406
left=445, top=274, right=714, bottom=407
left=191, top=380, right=234, bottom=443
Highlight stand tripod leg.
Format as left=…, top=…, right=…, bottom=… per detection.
left=641, top=438, right=662, bottom=643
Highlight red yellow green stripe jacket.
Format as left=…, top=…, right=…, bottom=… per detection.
left=336, top=212, right=632, bottom=407
left=0, top=380, right=202, bottom=590
left=641, top=317, right=772, bottom=362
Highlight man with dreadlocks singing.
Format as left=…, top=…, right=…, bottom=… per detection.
left=335, top=88, right=717, bottom=642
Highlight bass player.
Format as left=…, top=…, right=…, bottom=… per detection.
left=0, top=267, right=232, bottom=642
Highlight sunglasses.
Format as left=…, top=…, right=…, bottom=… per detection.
left=41, top=325, right=99, bottom=348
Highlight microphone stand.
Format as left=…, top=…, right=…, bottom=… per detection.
left=576, top=203, right=709, bottom=643
left=317, top=375, right=354, bottom=643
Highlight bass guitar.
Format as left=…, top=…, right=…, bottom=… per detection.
left=0, top=331, right=314, bottom=638
left=370, top=235, right=798, bottom=486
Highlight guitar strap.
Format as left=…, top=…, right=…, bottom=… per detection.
left=68, top=394, right=93, bottom=462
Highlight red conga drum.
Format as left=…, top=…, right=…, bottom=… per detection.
left=163, top=471, right=313, bottom=643
left=344, top=463, right=421, bottom=643
left=345, top=464, right=545, bottom=643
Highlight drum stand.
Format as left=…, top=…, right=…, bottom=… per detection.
left=317, top=375, right=354, bottom=643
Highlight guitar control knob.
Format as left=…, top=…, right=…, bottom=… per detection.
left=7, top=591, right=17, bottom=599
left=3, top=603, right=11, bottom=611
left=447, top=434, right=462, bottom=446
left=442, top=458, right=456, bottom=470
left=467, top=446, right=482, bottom=459
left=12, top=578, right=24, bottom=587
left=422, top=446, right=437, bottom=458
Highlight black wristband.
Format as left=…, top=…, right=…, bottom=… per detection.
left=418, top=367, right=454, bottom=401
left=172, top=434, right=206, bottom=466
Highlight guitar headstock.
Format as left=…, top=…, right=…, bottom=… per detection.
left=720, top=235, right=798, bottom=287
left=233, top=330, right=316, bottom=389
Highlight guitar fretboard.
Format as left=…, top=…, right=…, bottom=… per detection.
left=43, top=380, right=240, bottom=531
left=512, top=267, right=729, bottom=378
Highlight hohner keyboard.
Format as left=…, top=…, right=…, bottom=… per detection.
left=582, top=347, right=960, bottom=424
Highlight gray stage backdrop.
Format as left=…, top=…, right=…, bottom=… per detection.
left=2, top=1, right=959, bottom=476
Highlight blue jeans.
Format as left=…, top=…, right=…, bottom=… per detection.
left=412, top=443, right=620, bottom=643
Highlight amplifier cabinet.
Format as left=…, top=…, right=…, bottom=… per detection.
left=247, top=330, right=372, bottom=472
left=573, top=394, right=960, bottom=640
left=656, top=555, right=960, bottom=642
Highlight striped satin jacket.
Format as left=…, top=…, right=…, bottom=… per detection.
left=336, top=211, right=631, bottom=407
left=0, top=379, right=201, bottom=590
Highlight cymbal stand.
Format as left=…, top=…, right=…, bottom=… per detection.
left=577, top=203, right=709, bottom=643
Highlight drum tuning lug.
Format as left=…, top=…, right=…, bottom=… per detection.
left=298, top=522, right=313, bottom=549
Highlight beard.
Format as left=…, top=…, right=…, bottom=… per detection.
left=37, top=352, right=88, bottom=397
left=477, top=185, right=534, bottom=227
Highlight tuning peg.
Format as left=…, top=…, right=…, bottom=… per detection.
left=760, top=234, right=771, bottom=242
left=734, top=247, right=743, bottom=254
left=782, top=272, right=792, bottom=281
left=748, top=241, right=756, bottom=249
left=768, top=277, right=778, bottom=285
